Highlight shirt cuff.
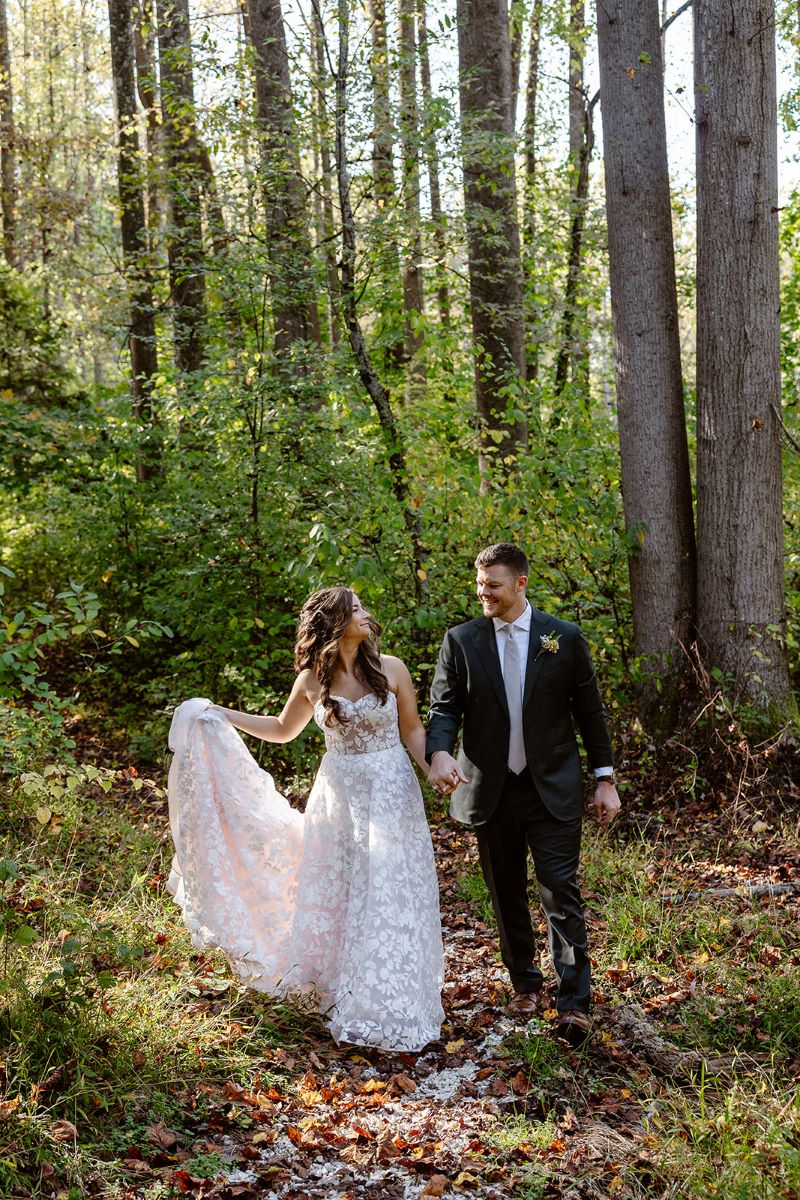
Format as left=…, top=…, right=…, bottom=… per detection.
left=594, top=767, right=614, bottom=778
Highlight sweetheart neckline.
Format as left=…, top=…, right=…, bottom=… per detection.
left=315, top=692, right=396, bottom=707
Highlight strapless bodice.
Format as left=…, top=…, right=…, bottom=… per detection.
left=314, top=691, right=402, bottom=755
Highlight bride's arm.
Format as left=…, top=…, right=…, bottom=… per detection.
left=212, top=671, right=315, bottom=743
left=383, top=656, right=429, bottom=775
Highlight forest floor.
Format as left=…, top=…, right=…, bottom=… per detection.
left=2, top=734, right=800, bottom=1200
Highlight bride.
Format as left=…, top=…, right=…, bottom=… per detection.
left=167, top=587, right=445, bottom=1052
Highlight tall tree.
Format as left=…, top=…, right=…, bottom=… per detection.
left=522, top=0, right=542, bottom=381
left=108, top=0, right=161, bottom=480
left=457, top=0, right=526, bottom=476
left=596, top=0, right=695, bottom=687
left=554, top=0, right=591, bottom=395
left=132, top=0, right=162, bottom=250
left=0, top=0, right=17, bottom=266
left=366, top=0, right=402, bottom=368
left=694, top=0, right=790, bottom=705
left=397, top=0, right=425, bottom=395
left=311, top=10, right=340, bottom=348
left=246, top=0, right=320, bottom=360
left=156, top=0, right=206, bottom=373
left=328, top=0, right=428, bottom=602
left=416, top=0, right=449, bottom=324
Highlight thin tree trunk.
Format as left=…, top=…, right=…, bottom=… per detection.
left=0, top=0, right=18, bottom=267
left=694, top=0, right=790, bottom=707
left=555, top=0, right=590, bottom=395
left=312, top=10, right=340, bottom=348
left=246, top=0, right=321, bottom=360
left=457, top=0, right=527, bottom=478
left=326, top=0, right=428, bottom=604
left=367, top=0, right=402, bottom=369
left=523, top=0, right=542, bottom=382
left=416, top=0, right=449, bottom=324
left=108, top=0, right=162, bottom=480
left=509, top=0, right=524, bottom=122
left=132, top=0, right=162, bottom=249
left=156, top=0, right=206, bottom=374
left=596, top=0, right=696, bottom=695
left=398, top=0, right=425, bottom=397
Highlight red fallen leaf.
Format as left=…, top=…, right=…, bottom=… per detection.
left=509, top=1070, right=529, bottom=1096
left=125, top=1145, right=145, bottom=1159
left=172, top=1169, right=194, bottom=1192
left=285, top=1125, right=305, bottom=1145
left=155, top=933, right=169, bottom=945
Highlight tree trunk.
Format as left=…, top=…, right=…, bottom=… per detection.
left=132, top=0, right=162, bottom=250
left=596, top=0, right=696, bottom=687
left=554, top=0, right=590, bottom=395
left=457, top=0, right=527, bottom=477
left=0, top=0, right=18, bottom=267
left=398, top=0, right=425, bottom=397
left=156, top=0, right=206, bottom=374
left=246, top=0, right=321, bottom=360
left=694, top=0, right=790, bottom=706
left=108, top=0, right=162, bottom=480
left=522, top=0, right=542, bottom=382
left=416, top=0, right=449, bottom=324
left=509, top=0, right=524, bottom=123
left=330, top=0, right=428, bottom=605
left=312, top=11, right=340, bottom=348
left=367, top=0, right=402, bottom=369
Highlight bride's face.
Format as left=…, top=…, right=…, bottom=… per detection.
left=344, top=594, right=373, bottom=641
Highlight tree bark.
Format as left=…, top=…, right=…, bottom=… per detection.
left=312, top=10, right=340, bottom=348
left=328, top=0, right=428, bottom=604
left=416, top=0, right=449, bottom=324
left=694, top=0, right=790, bottom=706
left=596, top=0, right=696, bottom=684
left=246, top=0, right=321, bottom=360
left=0, top=0, right=18, bottom=267
left=156, top=0, right=207, bottom=374
left=554, top=0, right=590, bottom=395
left=367, top=0, right=402, bottom=369
left=132, top=0, right=162, bottom=250
left=522, top=0, right=542, bottom=382
left=398, top=0, right=425, bottom=397
left=457, top=0, right=527, bottom=476
left=108, top=0, right=162, bottom=480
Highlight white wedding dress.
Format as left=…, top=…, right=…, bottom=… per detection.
left=167, top=693, right=444, bottom=1052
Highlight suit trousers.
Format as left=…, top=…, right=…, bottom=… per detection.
left=475, top=768, right=590, bottom=1013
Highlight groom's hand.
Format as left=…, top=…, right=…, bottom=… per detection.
left=592, top=779, right=621, bottom=827
left=429, top=751, right=469, bottom=794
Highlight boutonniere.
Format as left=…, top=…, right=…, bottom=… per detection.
left=537, top=630, right=561, bottom=658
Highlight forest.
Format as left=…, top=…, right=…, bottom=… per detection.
left=1, top=0, right=799, bottom=1196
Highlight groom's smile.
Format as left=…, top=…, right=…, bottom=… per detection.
left=476, top=565, right=528, bottom=624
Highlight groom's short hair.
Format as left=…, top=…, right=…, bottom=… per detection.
left=475, top=543, right=529, bottom=578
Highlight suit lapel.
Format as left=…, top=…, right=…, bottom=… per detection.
left=523, top=607, right=550, bottom=708
left=468, top=618, right=509, bottom=715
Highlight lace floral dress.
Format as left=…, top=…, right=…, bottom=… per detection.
left=167, top=694, right=444, bottom=1052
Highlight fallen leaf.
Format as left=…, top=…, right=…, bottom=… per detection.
left=421, top=1175, right=450, bottom=1197
left=445, top=1038, right=465, bottom=1053
left=453, top=1170, right=481, bottom=1188
left=51, top=1120, right=78, bottom=1143
left=388, top=1072, right=417, bottom=1094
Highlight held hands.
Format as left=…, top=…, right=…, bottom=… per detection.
left=592, top=778, right=621, bottom=827
left=428, top=751, right=469, bottom=795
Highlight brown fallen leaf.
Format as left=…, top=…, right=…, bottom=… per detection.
left=146, top=1122, right=179, bottom=1150
left=50, top=1120, right=78, bottom=1143
left=453, top=1170, right=481, bottom=1189
left=486, top=1078, right=509, bottom=1097
left=421, top=1174, right=450, bottom=1197
left=388, top=1072, right=417, bottom=1094
left=509, top=1070, right=529, bottom=1096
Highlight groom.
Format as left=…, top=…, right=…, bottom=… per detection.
left=426, top=542, right=620, bottom=1043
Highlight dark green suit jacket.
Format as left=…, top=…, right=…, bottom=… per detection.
left=425, top=609, right=613, bottom=826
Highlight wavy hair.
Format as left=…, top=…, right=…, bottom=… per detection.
left=294, top=587, right=389, bottom=725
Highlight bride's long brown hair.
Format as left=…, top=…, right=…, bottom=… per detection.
left=294, top=587, right=390, bottom=725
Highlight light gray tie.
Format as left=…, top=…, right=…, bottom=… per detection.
left=502, top=624, right=526, bottom=774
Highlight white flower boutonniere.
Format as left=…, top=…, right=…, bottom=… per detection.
left=538, top=630, right=561, bottom=657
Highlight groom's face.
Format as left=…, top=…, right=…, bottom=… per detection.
left=476, top=565, right=528, bottom=622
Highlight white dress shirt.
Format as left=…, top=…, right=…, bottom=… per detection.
left=492, top=600, right=613, bottom=779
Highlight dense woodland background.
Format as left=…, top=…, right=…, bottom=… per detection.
left=1, top=5, right=800, bottom=1198
left=0, top=0, right=798, bottom=773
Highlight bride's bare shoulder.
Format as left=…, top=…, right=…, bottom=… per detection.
left=295, top=668, right=321, bottom=703
left=380, top=654, right=409, bottom=689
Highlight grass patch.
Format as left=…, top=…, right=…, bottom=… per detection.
left=455, top=859, right=496, bottom=927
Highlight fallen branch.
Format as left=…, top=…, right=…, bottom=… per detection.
left=661, top=881, right=800, bottom=903
left=614, top=1004, right=732, bottom=1076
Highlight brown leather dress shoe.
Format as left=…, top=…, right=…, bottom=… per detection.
left=555, top=1009, right=592, bottom=1047
left=506, top=991, right=542, bottom=1018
